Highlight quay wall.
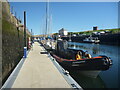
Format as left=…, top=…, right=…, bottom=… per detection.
left=62, top=33, right=120, bottom=45
left=2, top=2, right=30, bottom=84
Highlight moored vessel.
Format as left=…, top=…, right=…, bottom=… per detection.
left=50, top=39, right=112, bottom=78
left=83, top=35, right=100, bottom=43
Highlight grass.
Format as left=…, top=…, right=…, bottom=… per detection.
left=67, top=28, right=120, bottom=35
left=53, top=28, right=120, bottom=36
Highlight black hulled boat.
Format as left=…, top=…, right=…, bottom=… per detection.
left=50, top=39, right=112, bottom=78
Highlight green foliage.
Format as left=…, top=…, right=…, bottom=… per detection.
left=109, top=29, right=120, bottom=34
left=53, top=33, right=58, bottom=35
left=77, top=28, right=120, bottom=35
left=2, top=12, right=30, bottom=83
left=2, top=19, right=25, bottom=82
left=2, top=19, right=16, bottom=34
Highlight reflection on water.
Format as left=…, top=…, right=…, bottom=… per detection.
left=68, top=42, right=119, bottom=88
left=69, top=71, right=106, bottom=88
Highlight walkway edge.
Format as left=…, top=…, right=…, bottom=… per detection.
left=41, top=46, right=83, bottom=89
left=1, top=49, right=30, bottom=89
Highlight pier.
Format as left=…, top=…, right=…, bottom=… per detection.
left=1, top=0, right=118, bottom=89
left=2, top=42, right=82, bottom=89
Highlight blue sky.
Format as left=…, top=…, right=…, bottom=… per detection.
left=9, top=2, right=118, bottom=35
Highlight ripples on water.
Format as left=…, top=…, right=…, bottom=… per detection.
left=68, top=42, right=119, bottom=88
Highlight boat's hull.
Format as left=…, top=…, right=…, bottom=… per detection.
left=51, top=54, right=112, bottom=71
left=83, top=40, right=100, bottom=43
left=40, top=42, right=53, bottom=51
left=44, top=44, right=52, bottom=50
left=50, top=40, right=112, bottom=78
left=52, top=55, right=104, bottom=78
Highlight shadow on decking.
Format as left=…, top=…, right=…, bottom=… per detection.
left=40, top=52, right=48, bottom=54
left=39, top=44, right=43, bottom=46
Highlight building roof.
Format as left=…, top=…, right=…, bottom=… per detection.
left=59, top=28, right=67, bottom=32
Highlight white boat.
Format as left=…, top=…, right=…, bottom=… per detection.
left=68, top=38, right=72, bottom=42
left=43, top=39, right=55, bottom=51
left=83, top=36, right=100, bottom=43
left=68, top=33, right=72, bottom=42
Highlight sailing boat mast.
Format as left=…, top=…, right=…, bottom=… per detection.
left=49, top=14, right=52, bottom=37
left=45, top=0, right=50, bottom=37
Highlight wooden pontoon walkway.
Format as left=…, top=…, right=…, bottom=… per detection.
left=10, top=42, right=71, bottom=88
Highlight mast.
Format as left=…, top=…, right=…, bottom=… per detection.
left=49, top=14, right=52, bottom=37
left=45, top=0, right=49, bottom=37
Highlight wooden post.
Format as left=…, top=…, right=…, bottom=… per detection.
left=31, top=29, right=32, bottom=43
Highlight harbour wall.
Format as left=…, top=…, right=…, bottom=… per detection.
left=62, top=33, right=120, bottom=46
left=2, top=1, right=30, bottom=84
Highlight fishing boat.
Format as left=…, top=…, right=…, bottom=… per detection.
left=83, top=35, right=100, bottom=43
left=50, top=39, right=112, bottom=78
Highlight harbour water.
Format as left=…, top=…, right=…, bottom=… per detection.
left=68, top=42, right=119, bottom=88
